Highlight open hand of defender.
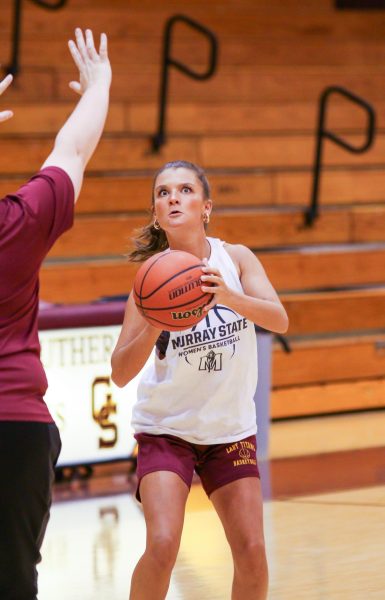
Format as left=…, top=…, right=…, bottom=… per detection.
left=68, top=28, right=111, bottom=96
left=0, top=74, right=13, bottom=122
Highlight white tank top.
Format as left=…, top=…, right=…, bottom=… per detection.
left=132, top=237, right=258, bottom=444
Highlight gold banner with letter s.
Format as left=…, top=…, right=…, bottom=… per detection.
left=40, top=325, right=150, bottom=467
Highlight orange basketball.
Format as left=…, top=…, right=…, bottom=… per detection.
left=133, top=250, right=213, bottom=331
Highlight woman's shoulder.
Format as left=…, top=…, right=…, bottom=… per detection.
left=223, top=242, right=255, bottom=261
left=223, top=242, right=264, bottom=274
left=220, top=242, right=252, bottom=277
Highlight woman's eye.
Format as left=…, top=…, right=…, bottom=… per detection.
left=182, top=186, right=191, bottom=193
left=159, top=189, right=168, bottom=197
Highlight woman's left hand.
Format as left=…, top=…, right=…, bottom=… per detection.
left=200, top=262, right=234, bottom=312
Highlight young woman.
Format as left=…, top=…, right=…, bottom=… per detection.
left=111, top=160, right=288, bottom=600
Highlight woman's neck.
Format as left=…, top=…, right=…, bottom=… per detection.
left=167, top=233, right=211, bottom=260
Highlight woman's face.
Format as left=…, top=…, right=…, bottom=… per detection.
left=153, top=167, right=211, bottom=232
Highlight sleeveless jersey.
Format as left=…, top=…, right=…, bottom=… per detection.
left=131, top=237, right=258, bottom=444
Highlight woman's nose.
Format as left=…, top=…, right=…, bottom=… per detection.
left=169, top=190, right=179, bottom=203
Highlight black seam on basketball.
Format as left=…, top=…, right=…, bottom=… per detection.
left=138, top=263, right=204, bottom=301
left=138, top=252, right=169, bottom=313
left=137, top=251, right=191, bottom=299
left=134, top=292, right=212, bottom=312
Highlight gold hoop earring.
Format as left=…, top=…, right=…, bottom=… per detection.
left=153, top=219, right=161, bottom=230
left=203, top=212, right=210, bottom=224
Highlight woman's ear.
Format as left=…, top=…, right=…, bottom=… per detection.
left=204, top=198, right=213, bottom=215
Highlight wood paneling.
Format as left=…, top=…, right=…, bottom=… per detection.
left=2, top=133, right=385, bottom=174
left=2, top=101, right=374, bottom=135
left=272, top=334, right=385, bottom=387
left=275, top=170, right=385, bottom=205
left=4, top=0, right=385, bottom=39
left=53, top=65, right=385, bottom=104
left=2, top=70, right=55, bottom=101
left=0, top=96, right=384, bottom=136
left=282, top=288, right=385, bottom=335
left=261, top=245, right=385, bottom=291
left=271, top=377, right=385, bottom=418
left=201, top=133, right=385, bottom=170
left=6, top=37, right=385, bottom=68
left=47, top=215, right=144, bottom=259
left=352, top=206, right=385, bottom=241
left=211, top=209, right=352, bottom=247
left=0, top=136, right=198, bottom=174
left=0, top=103, right=125, bottom=135
left=40, top=260, right=136, bottom=304
left=128, top=100, right=374, bottom=134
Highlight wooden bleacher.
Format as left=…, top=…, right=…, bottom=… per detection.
left=2, top=0, right=385, bottom=419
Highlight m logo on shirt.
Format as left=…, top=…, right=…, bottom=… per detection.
left=199, top=350, right=222, bottom=372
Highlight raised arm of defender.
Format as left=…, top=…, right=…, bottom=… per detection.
left=42, top=28, right=112, bottom=200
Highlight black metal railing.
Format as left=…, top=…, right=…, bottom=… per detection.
left=275, top=334, right=291, bottom=353
left=151, top=14, right=218, bottom=152
left=305, top=86, right=376, bottom=226
left=5, top=0, right=68, bottom=77
left=255, top=326, right=291, bottom=353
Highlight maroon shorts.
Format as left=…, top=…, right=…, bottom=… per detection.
left=134, top=432, right=260, bottom=502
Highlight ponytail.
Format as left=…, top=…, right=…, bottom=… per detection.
left=127, top=221, right=169, bottom=262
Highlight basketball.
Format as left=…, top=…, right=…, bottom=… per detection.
left=133, top=250, right=213, bottom=331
